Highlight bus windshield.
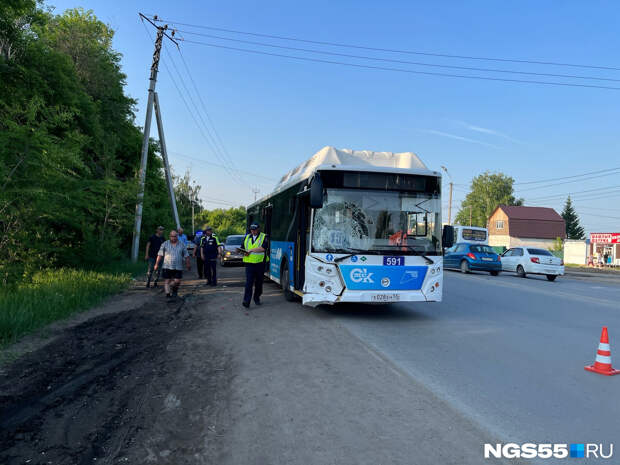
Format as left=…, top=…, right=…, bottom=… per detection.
left=312, top=188, right=441, bottom=255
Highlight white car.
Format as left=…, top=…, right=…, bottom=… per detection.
left=500, top=247, right=564, bottom=281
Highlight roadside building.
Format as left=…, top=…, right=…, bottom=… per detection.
left=487, top=205, right=566, bottom=249
left=564, top=239, right=587, bottom=265
left=589, top=233, right=620, bottom=266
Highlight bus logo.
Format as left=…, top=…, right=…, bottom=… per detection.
left=350, top=268, right=374, bottom=283
left=381, top=277, right=390, bottom=287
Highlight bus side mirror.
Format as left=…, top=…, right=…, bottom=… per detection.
left=442, top=225, right=454, bottom=249
left=309, top=173, right=324, bottom=208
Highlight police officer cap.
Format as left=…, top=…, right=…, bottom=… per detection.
left=205, top=226, right=213, bottom=231
left=250, top=223, right=259, bottom=229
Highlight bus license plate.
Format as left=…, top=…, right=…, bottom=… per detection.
left=383, top=256, right=404, bottom=266
left=371, top=294, right=400, bottom=302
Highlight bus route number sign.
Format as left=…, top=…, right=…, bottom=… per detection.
left=383, top=256, right=404, bottom=266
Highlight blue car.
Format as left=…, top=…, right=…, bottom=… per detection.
left=444, top=243, right=502, bottom=275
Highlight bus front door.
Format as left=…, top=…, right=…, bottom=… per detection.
left=295, top=198, right=309, bottom=291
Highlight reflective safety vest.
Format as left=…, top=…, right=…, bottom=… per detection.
left=243, top=232, right=268, bottom=264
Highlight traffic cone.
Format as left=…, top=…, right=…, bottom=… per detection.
left=585, top=326, right=620, bottom=376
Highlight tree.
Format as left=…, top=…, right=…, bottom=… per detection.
left=0, top=3, right=182, bottom=281
left=455, top=172, right=523, bottom=227
left=195, top=207, right=246, bottom=238
left=561, top=195, right=585, bottom=239
left=548, top=237, right=564, bottom=258
left=173, top=169, right=202, bottom=231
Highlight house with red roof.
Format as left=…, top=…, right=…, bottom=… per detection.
left=487, top=205, right=566, bottom=249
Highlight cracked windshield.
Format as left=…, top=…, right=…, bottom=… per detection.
left=312, top=189, right=441, bottom=254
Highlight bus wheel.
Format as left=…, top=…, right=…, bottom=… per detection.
left=281, top=262, right=296, bottom=301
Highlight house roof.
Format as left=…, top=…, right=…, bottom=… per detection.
left=499, top=205, right=564, bottom=222
left=492, top=205, right=566, bottom=239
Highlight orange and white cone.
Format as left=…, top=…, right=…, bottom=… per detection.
left=585, top=326, right=620, bottom=376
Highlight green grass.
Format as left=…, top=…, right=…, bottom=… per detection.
left=0, top=261, right=145, bottom=348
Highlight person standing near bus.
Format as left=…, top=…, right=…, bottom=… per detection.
left=178, top=227, right=188, bottom=247
left=200, top=226, right=222, bottom=286
left=154, top=230, right=190, bottom=300
left=145, top=226, right=165, bottom=288
left=193, top=229, right=205, bottom=279
left=242, top=223, right=269, bottom=308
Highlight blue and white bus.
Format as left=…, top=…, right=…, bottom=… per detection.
left=246, top=146, right=453, bottom=307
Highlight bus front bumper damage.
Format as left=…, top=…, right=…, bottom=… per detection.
left=302, top=256, right=443, bottom=307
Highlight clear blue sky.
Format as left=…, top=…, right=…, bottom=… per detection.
left=49, top=0, right=620, bottom=234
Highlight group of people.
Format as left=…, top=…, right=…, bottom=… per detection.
left=144, top=223, right=268, bottom=306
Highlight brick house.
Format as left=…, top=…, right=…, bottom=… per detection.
left=487, top=205, right=566, bottom=249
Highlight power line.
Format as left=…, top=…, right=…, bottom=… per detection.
left=173, top=29, right=620, bottom=84
left=170, top=150, right=277, bottom=182
left=514, top=166, right=620, bottom=185
left=152, top=17, right=620, bottom=72
left=524, top=185, right=620, bottom=201
left=179, top=39, right=620, bottom=91
left=162, top=43, right=244, bottom=185
left=142, top=22, right=254, bottom=196
left=576, top=212, right=620, bottom=220
left=524, top=189, right=620, bottom=203
left=175, top=46, right=245, bottom=181
left=160, top=41, right=246, bottom=186
left=514, top=169, right=620, bottom=192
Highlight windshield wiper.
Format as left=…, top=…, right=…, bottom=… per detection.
left=333, top=247, right=367, bottom=263
left=375, top=244, right=435, bottom=265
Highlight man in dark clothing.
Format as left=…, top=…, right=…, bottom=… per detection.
left=145, top=226, right=165, bottom=288
left=241, top=223, right=269, bottom=308
left=193, top=229, right=205, bottom=279
left=200, top=226, right=222, bottom=286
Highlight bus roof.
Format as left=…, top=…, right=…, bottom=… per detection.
left=281, top=144, right=430, bottom=185
left=248, top=146, right=439, bottom=208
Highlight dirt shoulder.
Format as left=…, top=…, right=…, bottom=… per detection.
left=1, top=266, right=508, bottom=465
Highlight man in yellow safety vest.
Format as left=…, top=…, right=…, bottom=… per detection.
left=241, top=222, right=269, bottom=308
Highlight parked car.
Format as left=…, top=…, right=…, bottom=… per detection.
left=500, top=247, right=564, bottom=281
left=220, top=234, right=245, bottom=266
left=444, top=243, right=502, bottom=275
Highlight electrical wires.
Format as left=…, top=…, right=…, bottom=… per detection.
left=145, top=15, right=620, bottom=91
left=150, top=18, right=620, bottom=72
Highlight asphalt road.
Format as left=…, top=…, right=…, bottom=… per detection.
left=3, top=266, right=618, bottom=464
left=322, top=270, right=620, bottom=463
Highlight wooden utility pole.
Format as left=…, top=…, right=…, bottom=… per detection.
left=131, top=14, right=179, bottom=262
left=154, top=91, right=180, bottom=229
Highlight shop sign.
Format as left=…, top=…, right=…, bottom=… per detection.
left=590, top=233, right=620, bottom=244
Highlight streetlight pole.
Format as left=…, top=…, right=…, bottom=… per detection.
left=440, top=166, right=453, bottom=225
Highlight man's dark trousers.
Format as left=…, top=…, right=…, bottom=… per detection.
left=243, top=262, right=265, bottom=304
left=196, top=256, right=204, bottom=279
left=204, top=259, right=217, bottom=285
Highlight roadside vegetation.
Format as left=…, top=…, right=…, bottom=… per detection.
left=0, top=261, right=143, bottom=348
